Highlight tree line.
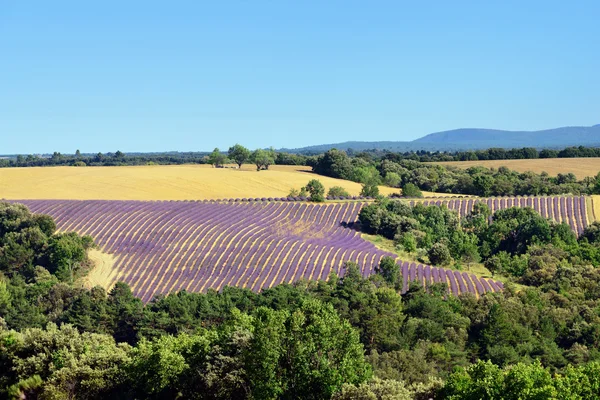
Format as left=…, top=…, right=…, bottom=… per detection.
left=0, top=147, right=313, bottom=169
left=346, top=145, right=600, bottom=163
left=314, top=149, right=600, bottom=196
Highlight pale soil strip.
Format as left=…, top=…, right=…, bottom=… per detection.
left=80, top=249, right=121, bottom=292
left=591, top=196, right=600, bottom=222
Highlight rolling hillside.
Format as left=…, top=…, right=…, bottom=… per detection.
left=286, top=124, right=600, bottom=153
left=0, top=164, right=459, bottom=200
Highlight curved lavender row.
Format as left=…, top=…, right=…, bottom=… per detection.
left=13, top=200, right=393, bottom=300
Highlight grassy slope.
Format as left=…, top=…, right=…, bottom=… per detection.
left=429, top=157, right=600, bottom=179
left=362, top=233, right=525, bottom=289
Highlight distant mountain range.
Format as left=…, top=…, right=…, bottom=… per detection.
left=284, top=124, right=600, bottom=153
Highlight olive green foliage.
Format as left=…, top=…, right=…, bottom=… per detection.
left=375, top=256, right=400, bottom=287
left=359, top=199, right=475, bottom=265
left=0, top=323, right=131, bottom=400
left=428, top=242, right=452, bottom=265
left=333, top=377, right=443, bottom=400
left=288, top=187, right=309, bottom=198
left=304, top=179, right=325, bottom=202
left=227, top=144, right=251, bottom=168
left=401, top=182, right=422, bottom=197
left=328, top=186, right=351, bottom=198
left=250, top=148, right=276, bottom=171
left=208, top=148, right=228, bottom=167
left=443, top=359, right=600, bottom=400
left=360, top=199, right=600, bottom=274
left=360, top=181, right=380, bottom=197
left=0, top=203, right=93, bottom=281
left=383, top=172, right=401, bottom=188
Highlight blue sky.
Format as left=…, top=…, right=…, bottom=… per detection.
left=1, top=1, right=599, bottom=154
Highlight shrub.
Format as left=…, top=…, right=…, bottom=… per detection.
left=304, top=179, right=325, bottom=202
left=328, top=186, right=350, bottom=198
left=361, top=182, right=380, bottom=197
left=401, top=183, right=423, bottom=198
left=428, top=243, right=452, bottom=265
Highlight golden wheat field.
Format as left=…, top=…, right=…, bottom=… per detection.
left=430, top=158, right=600, bottom=179
left=0, top=164, right=452, bottom=200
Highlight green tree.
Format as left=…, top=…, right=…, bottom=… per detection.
left=47, top=232, right=94, bottom=282
left=473, top=174, right=494, bottom=197
left=280, top=299, right=372, bottom=399
left=208, top=148, right=227, bottom=168
left=375, top=256, right=400, bottom=286
left=401, top=183, right=423, bottom=197
left=1, top=323, right=131, bottom=400
left=361, top=182, right=380, bottom=197
left=250, top=148, right=276, bottom=171
left=383, top=172, right=401, bottom=187
left=328, top=186, right=351, bottom=198
left=304, top=179, right=325, bottom=202
left=313, top=149, right=353, bottom=179
left=428, top=242, right=452, bottom=265
left=228, top=144, right=251, bottom=169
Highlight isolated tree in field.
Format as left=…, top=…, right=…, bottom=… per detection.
left=228, top=144, right=250, bottom=169
left=401, top=183, right=422, bottom=197
left=251, top=148, right=276, bottom=171
left=208, top=148, right=227, bottom=168
left=327, top=186, right=350, bottom=198
left=304, top=179, right=325, bottom=202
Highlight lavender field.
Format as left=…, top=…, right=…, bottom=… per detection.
left=18, top=199, right=506, bottom=302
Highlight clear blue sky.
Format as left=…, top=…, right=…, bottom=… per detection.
left=1, top=1, right=599, bottom=154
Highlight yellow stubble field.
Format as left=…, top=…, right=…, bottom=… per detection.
left=430, top=158, right=600, bottom=179
left=0, top=164, right=453, bottom=200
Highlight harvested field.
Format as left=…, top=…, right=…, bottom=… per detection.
left=0, top=164, right=453, bottom=200
left=430, top=158, right=600, bottom=179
